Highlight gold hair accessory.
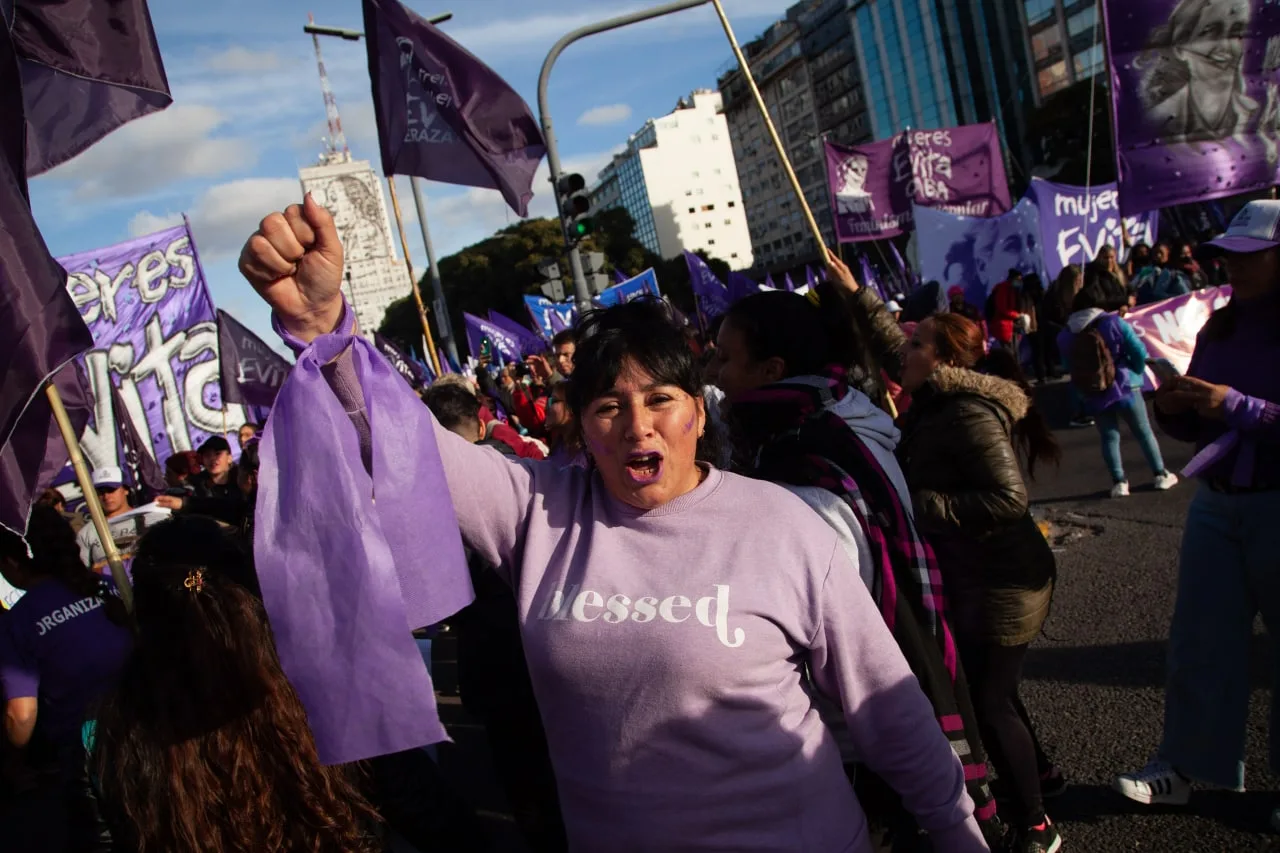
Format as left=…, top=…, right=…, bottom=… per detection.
left=184, top=568, right=205, bottom=593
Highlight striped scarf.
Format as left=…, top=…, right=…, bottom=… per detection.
left=730, top=370, right=999, bottom=829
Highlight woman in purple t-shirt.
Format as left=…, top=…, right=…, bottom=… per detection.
left=0, top=506, right=132, bottom=764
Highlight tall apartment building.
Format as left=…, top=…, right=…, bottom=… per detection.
left=298, top=153, right=411, bottom=334
left=590, top=91, right=754, bottom=270
left=718, top=0, right=873, bottom=273
left=1022, top=0, right=1104, bottom=99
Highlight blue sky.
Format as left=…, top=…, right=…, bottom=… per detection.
left=30, top=0, right=796, bottom=344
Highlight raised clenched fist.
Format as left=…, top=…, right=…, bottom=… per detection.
left=238, top=192, right=346, bottom=344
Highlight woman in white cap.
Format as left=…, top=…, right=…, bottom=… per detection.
left=1113, top=201, right=1280, bottom=825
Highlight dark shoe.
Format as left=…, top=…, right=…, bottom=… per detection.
left=1016, top=818, right=1063, bottom=853
left=1040, top=766, right=1068, bottom=799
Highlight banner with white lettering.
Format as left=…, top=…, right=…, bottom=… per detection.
left=1126, top=285, right=1232, bottom=389
left=1027, top=178, right=1159, bottom=281
left=59, top=223, right=247, bottom=478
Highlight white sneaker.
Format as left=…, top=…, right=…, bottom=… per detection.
left=1110, top=481, right=1131, bottom=498
left=1113, top=760, right=1191, bottom=805
left=1154, top=471, right=1179, bottom=491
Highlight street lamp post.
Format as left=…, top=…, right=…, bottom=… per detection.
left=536, top=0, right=713, bottom=312
left=305, top=13, right=462, bottom=368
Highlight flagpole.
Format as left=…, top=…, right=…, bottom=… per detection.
left=710, top=0, right=825, bottom=253
left=386, top=178, right=443, bottom=376
left=409, top=177, right=461, bottom=369
left=44, top=383, right=133, bottom=612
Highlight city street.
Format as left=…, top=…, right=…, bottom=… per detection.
left=435, top=388, right=1280, bottom=852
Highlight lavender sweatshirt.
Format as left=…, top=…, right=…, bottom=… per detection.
left=430, top=421, right=983, bottom=852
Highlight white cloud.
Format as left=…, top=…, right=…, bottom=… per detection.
left=39, top=105, right=254, bottom=201
left=204, top=46, right=282, bottom=74
left=577, top=104, right=633, bottom=127
left=128, top=177, right=304, bottom=260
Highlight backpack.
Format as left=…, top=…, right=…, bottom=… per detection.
left=1068, top=319, right=1116, bottom=394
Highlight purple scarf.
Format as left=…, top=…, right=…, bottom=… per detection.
left=256, top=301, right=473, bottom=765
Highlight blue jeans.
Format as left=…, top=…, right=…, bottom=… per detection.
left=1160, top=485, right=1280, bottom=788
left=1094, top=389, right=1165, bottom=483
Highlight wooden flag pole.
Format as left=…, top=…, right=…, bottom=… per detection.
left=711, top=0, right=826, bottom=253
left=44, top=383, right=134, bottom=613
left=387, top=178, right=444, bottom=377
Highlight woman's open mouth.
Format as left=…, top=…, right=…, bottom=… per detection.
left=624, top=452, right=664, bottom=485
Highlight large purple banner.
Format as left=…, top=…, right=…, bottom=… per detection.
left=59, top=223, right=246, bottom=482
left=1027, top=178, right=1159, bottom=280
left=827, top=123, right=1012, bottom=243
left=1105, top=0, right=1280, bottom=215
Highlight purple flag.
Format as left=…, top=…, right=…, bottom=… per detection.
left=547, top=307, right=570, bottom=334
left=363, top=0, right=546, bottom=217
left=259, top=303, right=472, bottom=764
left=859, top=255, right=889, bottom=302
left=683, top=251, right=731, bottom=319
left=889, top=241, right=916, bottom=292
left=594, top=269, right=661, bottom=308
left=375, top=333, right=432, bottom=390
left=726, top=271, right=759, bottom=303
left=486, top=309, right=545, bottom=356
left=110, top=382, right=165, bottom=499
left=1, top=1, right=170, bottom=536
left=436, top=346, right=455, bottom=374
left=218, top=310, right=292, bottom=409
left=59, top=223, right=236, bottom=474
left=1027, top=178, right=1160, bottom=280
left=1104, top=0, right=1280, bottom=215
left=805, top=266, right=818, bottom=289
left=613, top=268, right=630, bottom=284
left=16, top=0, right=171, bottom=177
left=524, top=294, right=576, bottom=339
left=463, top=312, right=527, bottom=364
left=782, top=272, right=796, bottom=292
left=827, top=123, right=1012, bottom=243
left=764, top=273, right=778, bottom=290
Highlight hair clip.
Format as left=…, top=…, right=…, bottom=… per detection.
left=183, top=568, right=205, bottom=594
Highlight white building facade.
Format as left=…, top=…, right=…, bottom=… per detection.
left=298, top=154, right=411, bottom=335
left=591, top=91, right=754, bottom=270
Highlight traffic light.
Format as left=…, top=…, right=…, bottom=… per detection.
left=581, top=251, right=609, bottom=295
left=537, top=258, right=565, bottom=302
left=557, top=173, right=593, bottom=244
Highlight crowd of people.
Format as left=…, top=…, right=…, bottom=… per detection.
left=0, top=192, right=1276, bottom=853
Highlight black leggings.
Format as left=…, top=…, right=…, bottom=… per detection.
left=960, top=642, right=1052, bottom=826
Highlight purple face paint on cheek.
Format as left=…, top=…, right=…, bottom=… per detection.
left=683, top=412, right=696, bottom=434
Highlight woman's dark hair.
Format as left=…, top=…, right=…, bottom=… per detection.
left=0, top=505, right=129, bottom=627
left=722, top=288, right=868, bottom=379
left=977, top=348, right=1062, bottom=480
left=570, top=298, right=721, bottom=463
left=1071, top=281, right=1104, bottom=313
left=92, top=515, right=379, bottom=853
left=1082, top=265, right=1128, bottom=311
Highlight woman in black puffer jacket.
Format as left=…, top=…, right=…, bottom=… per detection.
left=897, top=312, right=1064, bottom=853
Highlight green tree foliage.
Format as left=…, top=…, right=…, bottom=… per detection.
left=377, top=208, right=736, bottom=357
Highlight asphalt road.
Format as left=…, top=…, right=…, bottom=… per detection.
left=435, top=385, right=1280, bottom=852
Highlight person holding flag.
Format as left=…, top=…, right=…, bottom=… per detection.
left=236, top=196, right=987, bottom=852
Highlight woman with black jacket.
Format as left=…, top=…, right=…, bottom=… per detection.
left=897, top=313, right=1064, bottom=853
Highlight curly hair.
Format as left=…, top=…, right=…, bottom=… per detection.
left=90, top=515, right=380, bottom=853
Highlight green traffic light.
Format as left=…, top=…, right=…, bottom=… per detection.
left=573, top=219, right=594, bottom=237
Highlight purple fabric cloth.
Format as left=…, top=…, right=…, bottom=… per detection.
left=726, top=271, right=759, bottom=303
left=362, top=0, right=546, bottom=216
left=826, top=125, right=1011, bottom=243
left=464, top=311, right=527, bottom=363
left=486, top=310, right=545, bottom=357
left=258, top=301, right=473, bottom=764
left=1027, top=178, right=1159, bottom=279
left=0, top=579, right=132, bottom=743
left=1104, top=0, right=1280, bottom=216
left=373, top=332, right=433, bottom=389
left=1156, top=290, right=1280, bottom=487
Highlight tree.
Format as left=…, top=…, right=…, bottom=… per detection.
left=376, top=211, right=737, bottom=359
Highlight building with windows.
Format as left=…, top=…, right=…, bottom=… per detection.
left=590, top=91, right=753, bottom=269
left=718, top=0, right=872, bottom=272
left=298, top=152, right=412, bottom=335
left=1023, top=0, right=1104, bottom=100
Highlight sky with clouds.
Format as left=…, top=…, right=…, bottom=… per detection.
left=30, top=0, right=797, bottom=343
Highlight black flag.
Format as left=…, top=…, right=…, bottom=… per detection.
left=217, top=311, right=292, bottom=409
left=110, top=384, right=165, bottom=500
left=374, top=333, right=432, bottom=390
